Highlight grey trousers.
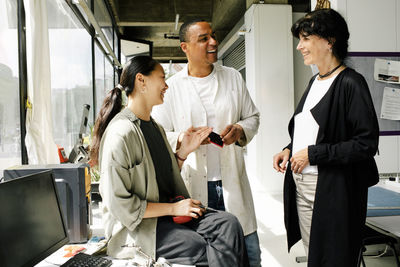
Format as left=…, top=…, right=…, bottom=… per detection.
left=293, top=172, right=318, bottom=257
left=156, top=210, right=249, bottom=267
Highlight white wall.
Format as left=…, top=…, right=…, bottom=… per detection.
left=311, top=0, right=400, bottom=51
left=244, top=4, right=294, bottom=193
left=292, top=13, right=313, bottom=106
left=309, top=0, right=400, bottom=175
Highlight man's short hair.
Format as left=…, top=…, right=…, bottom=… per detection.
left=179, top=19, right=207, bottom=42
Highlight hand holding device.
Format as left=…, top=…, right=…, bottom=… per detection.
left=220, top=124, right=244, bottom=146
left=208, top=132, right=224, bottom=147
left=170, top=196, right=206, bottom=224
left=273, top=148, right=290, bottom=173
left=170, top=196, right=192, bottom=224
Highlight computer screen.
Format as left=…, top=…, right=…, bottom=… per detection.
left=0, top=170, right=69, bottom=267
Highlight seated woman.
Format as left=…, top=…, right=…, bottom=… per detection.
left=90, top=55, right=249, bottom=266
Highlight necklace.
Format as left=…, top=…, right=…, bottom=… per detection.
left=318, top=63, right=342, bottom=78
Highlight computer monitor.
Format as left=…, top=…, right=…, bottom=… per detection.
left=0, top=170, right=69, bottom=267
left=4, top=163, right=91, bottom=243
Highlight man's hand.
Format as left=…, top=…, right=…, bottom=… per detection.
left=273, top=148, right=290, bottom=173
left=220, top=124, right=245, bottom=146
left=290, top=148, right=309, bottom=174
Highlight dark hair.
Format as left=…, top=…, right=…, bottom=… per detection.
left=291, top=8, right=350, bottom=61
left=90, top=55, right=159, bottom=165
left=179, top=18, right=206, bottom=42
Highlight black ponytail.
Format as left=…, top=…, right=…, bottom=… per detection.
left=90, top=87, right=123, bottom=165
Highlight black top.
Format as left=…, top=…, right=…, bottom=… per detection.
left=140, top=119, right=176, bottom=203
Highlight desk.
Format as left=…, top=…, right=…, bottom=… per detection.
left=366, top=181, right=400, bottom=238
left=366, top=216, right=400, bottom=237
left=35, top=201, right=193, bottom=267
left=35, top=244, right=195, bottom=267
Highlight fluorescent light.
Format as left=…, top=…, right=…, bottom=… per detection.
left=175, top=14, right=180, bottom=31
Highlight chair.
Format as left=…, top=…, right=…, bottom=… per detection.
left=357, top=225, right=400, bottom=267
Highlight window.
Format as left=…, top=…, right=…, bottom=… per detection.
left=47, top=0, right=93, bottom=155
left=0, top=0, right=21, bottom=176
left=94, top=0, right=113, bottom=52
left=94, top=43, right=106, bottom=116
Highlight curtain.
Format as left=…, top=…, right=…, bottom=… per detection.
left=24, top=0, right=58, bottom=164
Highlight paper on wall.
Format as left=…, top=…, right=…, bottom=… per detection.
left=374, top=58, right=400, bottom=84
left=381, top=87, right=400, bottom=120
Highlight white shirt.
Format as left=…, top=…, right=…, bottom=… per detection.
left=292, top=75, right=336, bottom=174
left=189, top=68, right=222, bottom=181
left=152, top=64, right=260, bottom=235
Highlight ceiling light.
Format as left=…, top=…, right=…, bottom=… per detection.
left=175, top=14, right=180, bottom=31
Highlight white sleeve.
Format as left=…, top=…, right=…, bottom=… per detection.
left=235, top=74, right=260, bottom=146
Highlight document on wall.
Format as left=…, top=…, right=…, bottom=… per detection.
left=381, top=87, right=400, bottom=120
left=374, top=58, right=400, bottom=84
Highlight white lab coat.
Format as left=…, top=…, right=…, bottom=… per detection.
left=152, top=64, right=260, bottom=235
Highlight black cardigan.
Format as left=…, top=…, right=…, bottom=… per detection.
left=284, top=68, right=379, bottom=267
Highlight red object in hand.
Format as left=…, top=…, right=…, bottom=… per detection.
left=173, top=215, right=192, bottom=224
left=170, top=195, right=192, bottom=224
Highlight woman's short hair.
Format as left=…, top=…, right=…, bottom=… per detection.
left=291, top=8, right=350, bottom=61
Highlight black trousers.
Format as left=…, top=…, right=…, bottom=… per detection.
left=156, top=210, right=249, bottom=267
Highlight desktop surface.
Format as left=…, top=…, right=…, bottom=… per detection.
left=366, top=181, right=400, bottom=238
left=366, top=216, right=400, bottom=237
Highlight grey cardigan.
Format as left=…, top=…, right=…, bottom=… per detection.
left=99, top=108, right=190, bottom=260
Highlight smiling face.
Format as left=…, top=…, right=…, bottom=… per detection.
left=180, top=21, right=218, bottom=67
left=143, top=63, right=168, bottom=106
left=296, top=33, right=332, bottom=66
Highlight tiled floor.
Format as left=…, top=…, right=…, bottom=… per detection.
left=251, top=190, right=400, bottom=267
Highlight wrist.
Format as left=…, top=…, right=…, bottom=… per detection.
left=175, top=152, right=187, bottom=161
left=169, top=203, right=176, bottom=216
left=176, top=132, right=184, bottom=150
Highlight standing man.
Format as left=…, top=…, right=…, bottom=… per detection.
left=152, top=19, right=261, bottom=266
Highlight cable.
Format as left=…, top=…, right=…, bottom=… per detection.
left=364, top=245, right=389, bottom=258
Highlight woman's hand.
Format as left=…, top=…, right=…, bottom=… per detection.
left=273, top=148, right=290, bottom=173
left=172, top=198, right=206, bottom=219
left=176, top=126, right=212, bottom=159
left=290, top=148, right=309, bottom=174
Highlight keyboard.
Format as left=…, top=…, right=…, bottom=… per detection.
left=61, top=253, right=113, bottom=267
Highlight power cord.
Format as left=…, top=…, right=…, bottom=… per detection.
left=365, top=245, right=389, bottom=258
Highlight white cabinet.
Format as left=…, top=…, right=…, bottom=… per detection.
left=244, top=4, right=294, bottom=193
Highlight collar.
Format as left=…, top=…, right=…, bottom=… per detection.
left=181, top=63, right=220, bottom=79
left=119, top=107, right=156, bottom=125
left=120, top=107, right=138, bottom=121
left=294, top=67, right=350, bottom=117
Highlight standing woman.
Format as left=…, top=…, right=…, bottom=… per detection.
left=273, top=9, right=379, bottom=267
left=90, top=56, right=249, bottom=266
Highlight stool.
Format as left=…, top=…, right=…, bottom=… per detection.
left=357, top=225, right=400, bottom=267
